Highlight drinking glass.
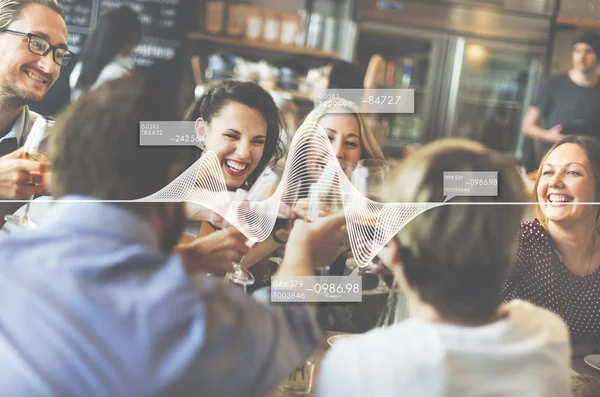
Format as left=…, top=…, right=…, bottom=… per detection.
left=224, top=189, right=255, bottom=292
left=4, top=117, right=53, bottom=229
left=303, top=158, right=355, bottom=284
left=224, top=166, right=299, bottom=290
left=277, top=355, right=315, bottom=396
left=350, top=158, right=390, bottom=294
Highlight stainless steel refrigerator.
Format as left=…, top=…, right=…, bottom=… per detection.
left=353, top=0, right=556, bottom=160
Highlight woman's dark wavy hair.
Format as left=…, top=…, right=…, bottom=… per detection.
left=184, top=80, right=286, bottom=188
left=75, top=6, right=141, bottom=91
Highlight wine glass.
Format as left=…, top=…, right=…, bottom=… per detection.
left=224, top=188, right=255, bottom=292
left=224, top=166, right=298, bottom=291
left=307, top=158, right=355, bottom=278
left=350, top=158, right=390, bottom=294
left=4, top=117, right=53, bottom=229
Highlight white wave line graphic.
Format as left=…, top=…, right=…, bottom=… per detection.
left=134, top=122, right=450, bottom=267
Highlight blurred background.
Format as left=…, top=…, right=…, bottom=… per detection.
left=32, top=0, right=600, bottom=169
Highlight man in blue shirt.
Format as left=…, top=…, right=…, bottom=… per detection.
left=0, top=75, right=348, bottom=397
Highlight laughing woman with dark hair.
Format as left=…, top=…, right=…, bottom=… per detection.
left=177, top=80, right=289, bottom=284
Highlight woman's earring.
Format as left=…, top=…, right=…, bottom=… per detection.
left=197, top=134, right=206, bottom=151
left=195, top=119, right=207, bottom=151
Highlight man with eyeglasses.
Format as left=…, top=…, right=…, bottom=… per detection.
left=0, top=0, right=71, bottom=223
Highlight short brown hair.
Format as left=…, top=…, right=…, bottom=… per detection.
left=383, top=138, right=525, bottom=323
left=50, top=74, right=186, bottom=205
left=0, top=0, right=64, bottom=30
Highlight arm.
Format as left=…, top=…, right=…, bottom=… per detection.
left=240, top=227, right=290, bottom=268
left=240, top=235, right=282, bottom=268
left=176, top=227, right=250, bottom=274
left=184, top=201, right=225, bottom=227
left=181, top=213, right=347, bottom=396
left=522, top=107, right=563, bottom=144
left=182, top=280, right=320, bottom=397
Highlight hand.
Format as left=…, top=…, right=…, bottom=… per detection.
left=374, top=242, right=400, bottom=273
left=292, top=197, right=336, bottom=221
left=184, top=190, right=242, bottom=227
left=177, top=227, right=252, bottom=274
left=545, top=124, right=563, bottom=143
left=283, top=212, right=347, bottom=271
left=0, top=148, right=50, bottom=199
left=184, top=203, right=225, bottom=228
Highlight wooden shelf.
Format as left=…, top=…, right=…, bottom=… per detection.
left=188, top=32, right=339, bottom=60
left=557, top=16, right=600, bottom=30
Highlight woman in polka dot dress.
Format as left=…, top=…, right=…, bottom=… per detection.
left=502, top=135, right=600, bottom=356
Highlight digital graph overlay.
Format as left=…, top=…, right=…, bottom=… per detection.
left=136, top=121, right=442, bottom=268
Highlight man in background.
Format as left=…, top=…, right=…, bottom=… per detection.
left=523, top=32, right=600, bottom=165
left=0, top=0, right=72, bottom=221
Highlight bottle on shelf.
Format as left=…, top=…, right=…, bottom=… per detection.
left=204, top=1, right=225, bottom=34
left=401, top=58, right=413, bottom=88
left=305, top=13, right=324, bottom=49
left=295, top=10, right=308, bottom=47
left=226, top=1, right=246, bottom=38
left=385, top=60, right=396, bottom=87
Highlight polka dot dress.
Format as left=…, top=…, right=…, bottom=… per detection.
left=502, top=220, right=600, bottom=347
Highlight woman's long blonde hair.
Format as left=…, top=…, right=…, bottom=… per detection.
left=300, top=98, right=385, bottom=162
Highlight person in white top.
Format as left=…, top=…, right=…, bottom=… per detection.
left=317, top=138, right=572, bottom=397
left=69, top=6, right=140, bottom=101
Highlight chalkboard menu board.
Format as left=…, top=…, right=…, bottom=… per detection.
left=63, top=0, right=187, bottom=67
left=31, top=0, right=189, bottom=116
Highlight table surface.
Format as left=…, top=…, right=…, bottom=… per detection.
left=268, top=332, right=600, bottom=397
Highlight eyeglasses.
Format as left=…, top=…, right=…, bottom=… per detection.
left=0, top=29, right=73, bottom=66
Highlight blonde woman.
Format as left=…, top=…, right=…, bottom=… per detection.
left=290, top=98, right=385, bottom=213
left=243, top=98, right=385, bottom=289
left=295, top=97, right=384, bottom=166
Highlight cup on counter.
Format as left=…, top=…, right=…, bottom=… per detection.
left=277, top=355, right=315, bottom=395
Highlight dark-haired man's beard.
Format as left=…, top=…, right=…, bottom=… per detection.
left=159, top=202, right=186, bottom=254
left=0, top=80, right=44, bottom=109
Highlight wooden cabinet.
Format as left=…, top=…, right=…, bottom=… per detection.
left=558, top=0, right=600, bottom=28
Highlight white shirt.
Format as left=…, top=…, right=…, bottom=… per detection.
left=317, top=300, right=572, bottom=397
left=70, top=55, right=135, bottom=101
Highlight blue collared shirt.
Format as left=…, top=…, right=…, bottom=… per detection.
left=0, top=197, right=319, bottom=397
